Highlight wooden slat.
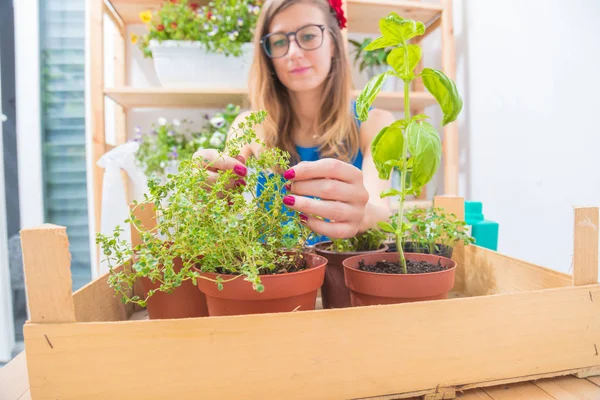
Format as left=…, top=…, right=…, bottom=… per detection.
left=113, top=28, right=127, bottom=145
left=588, top=375, right=600, bottom=387
left=533, top=375, right=600, bottom=399
left=416, top=15, right=442, bottom=44
left=462, top=245, right=572, bottom=296
left=103, top=0, right=124, bottom=34
left=573, top=207, right=599, bottom=286
left=440, top=0, right=458, bottom=195
left=23, top=285, right=600, bottom=400
left=482, top=382, right=554, bottom=399
left=0, top=352, right=30, bottom=400
left=91, top=0, right=106, bottom=243
left=20, top=225, right=75, bottom=323
left=104, top=87, right=436, bottom=111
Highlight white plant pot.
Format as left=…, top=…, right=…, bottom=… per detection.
left=149, top=40, right=254, bottom=89
left=367, top=65, right=398, bottom=92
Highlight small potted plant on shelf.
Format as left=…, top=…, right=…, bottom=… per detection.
left=132, top=0, right=261, bottom=88
left=342, top=13, right=463, bottom=306
left=394, top=207, right=475, bottom=258
left=349, top=38, right=396, bottom=92
left=314, top=229, right=388, bottom=309
left=98, top=110, right=327, bottom=318
left=133, top=104, right=241, bottom=181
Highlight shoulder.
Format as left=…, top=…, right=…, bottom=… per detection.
left=358, top=108, right=396, bottom=153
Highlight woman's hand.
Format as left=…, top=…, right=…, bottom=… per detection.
left=192, top=148, right=248, bottom=189
left=282, top=158, right=370, bottom=239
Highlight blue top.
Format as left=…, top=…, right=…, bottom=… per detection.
left=257, top=101, right=368, bottom=245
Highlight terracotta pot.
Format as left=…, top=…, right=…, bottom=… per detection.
left=139, top=256, right=209, bottom=319
left=343, top=252, right=456, bottom=306
left=314, top=241, right=388, bottom=309
left=195, top=253, right=327, bottom=316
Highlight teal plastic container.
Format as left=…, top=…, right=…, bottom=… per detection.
left=464, top=201, right=499, bottom=251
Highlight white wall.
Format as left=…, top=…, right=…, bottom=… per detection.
left=457, top=0, right=600, bottom=273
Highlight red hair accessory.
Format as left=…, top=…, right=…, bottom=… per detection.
left=328, top=0, right=347, bottom=29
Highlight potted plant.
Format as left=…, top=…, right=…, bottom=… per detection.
left=343, top=13, right=464, bottom=306
left=313, top=229, right=388, bottom=309
left=387, top=207, right=475, bottom=258
left=98, top=110, right=327, bottom=318
left=133, top=104, right=241, bottom=181
left=132, top=0, right=261, bottom=88
left=349, top=38, right=396, bottom=92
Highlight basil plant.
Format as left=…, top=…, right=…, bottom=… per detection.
left=355, top=13, right=463, bottom=273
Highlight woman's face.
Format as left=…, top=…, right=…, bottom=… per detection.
left=266, top=3, right=334, bottom=93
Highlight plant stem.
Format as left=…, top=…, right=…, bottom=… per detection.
left=395, top=43, right=412, bottom=275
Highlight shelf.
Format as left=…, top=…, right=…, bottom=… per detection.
left=105, top=87, right=249, bottom=108
left=347, top=0, right=442, bottom=34
left=105, top=87, right=436, bottom=111
left=107, top=0, right=442, bottom=32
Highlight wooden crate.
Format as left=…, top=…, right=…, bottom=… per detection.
left=20, top=197, right=600, bottom=400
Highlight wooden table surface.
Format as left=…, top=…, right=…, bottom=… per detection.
left=2, top=351, right=599, bottom=400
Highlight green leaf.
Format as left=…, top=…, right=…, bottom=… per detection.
left=406, top=120, right=442, bottom=191
left=370, top=121, right=404, bottom=180
left=379, top=188, right=401, bottom=198
left=355, top=70, right=395, bottom=121
left=377, top=221, right=396, bottom=233
left=364, top=36, right=398, bottom=51
left=387, top=44, right=421, bottom=80
left=411, top=114, right=430, bottom=121
left=385, top=157, right=413, bottom=170
left=379, top=13, right=425, bottom=45
left=420, top=68, right=463, bottom=126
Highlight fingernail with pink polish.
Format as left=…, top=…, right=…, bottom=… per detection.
left=284, top=184, right=291, bottom=191
left=235, top=179, right=246, bottom=187
left=233, top=164, right=247, bottom=177
left=283, top=168, right=295, bottom=180
left=299, top=214, right=308, bottom=224
left=283, top=196, right=295, bottom=206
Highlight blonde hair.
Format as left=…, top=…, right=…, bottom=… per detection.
left=249, top=0, right=359, bottom=164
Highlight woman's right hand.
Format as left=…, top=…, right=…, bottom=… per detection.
left=192, top=148, right=248, bottom=188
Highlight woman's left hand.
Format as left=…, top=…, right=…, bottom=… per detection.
left=281, top=158, right=369, bottom=239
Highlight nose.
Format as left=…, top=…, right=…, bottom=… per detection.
left=287, top=35, right=303, bottom=59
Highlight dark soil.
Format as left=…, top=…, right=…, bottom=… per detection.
left=358, top=259, right=446, bottom=274
left=214, top=257, right=308, bottom=276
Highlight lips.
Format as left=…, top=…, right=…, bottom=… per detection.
left=290, top=66, right=311, bottom=74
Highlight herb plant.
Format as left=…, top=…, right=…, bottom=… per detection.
left=329, top=228, right=387, bottom=253
left=349, top=38, right=392, bottom=74
left=134, top=104, right=240, bottom=177
left=132, top=0, right=261, bottom=58
left=355, top=13, right=463, bottom=273
left=402, top=207, right=475, bottom=255
left=97, top=111, right=312, bottom=307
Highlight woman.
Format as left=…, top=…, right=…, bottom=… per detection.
left=195, top=0, right=394, bottom=240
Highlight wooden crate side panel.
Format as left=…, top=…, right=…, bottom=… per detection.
left=24, top=285, right=600, bottom=400
left=72, top=264, right=131, bottom=322
left=462, top=245, right=572, bottom=296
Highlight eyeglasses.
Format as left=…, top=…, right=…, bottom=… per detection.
left=260, top=24, right=327, bottom=59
